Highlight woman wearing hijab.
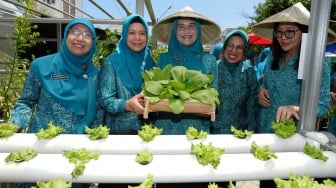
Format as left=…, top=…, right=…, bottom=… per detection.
left=8, top=18, right=100, bottom=188
left=213, top=29, right=259, bottom=134
left=211, top=43, right=224, bottom=61
left=253, top=2, right=336, bottom=134
left=98, top=14, right=155, bottom=134
left=151, top=6, right=221, bottom=135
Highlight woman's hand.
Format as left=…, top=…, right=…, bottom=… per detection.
left=258, top=88, right=270, bottom=107
left=276, top=105, right=300, bottom=123
left=125, top=93, right=145, bottom=115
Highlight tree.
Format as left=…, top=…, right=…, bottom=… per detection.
left=254, top=0, right=336, bottom=32
left=0, top=0, right=40, bottom=121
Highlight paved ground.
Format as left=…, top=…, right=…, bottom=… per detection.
left=236, top=181, right=259, bottom=188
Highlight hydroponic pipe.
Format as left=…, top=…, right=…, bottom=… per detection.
left=0, top=152, right=335, bottom=183
left=0, top=133, right=320, bottom=154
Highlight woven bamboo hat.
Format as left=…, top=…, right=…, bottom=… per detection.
left=152, top=6, right=221, bottom=44
left=252, top=2, right=336, bottom=43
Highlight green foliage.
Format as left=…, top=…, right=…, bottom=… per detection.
left=138, top=123, right=163, bottom=142
left=191, top=142, right=225, bottom=169
left=135, top=150, right=153, bottom=165
left=142, top=65, right=219, bottom=114
left=186, top=126, right=208, bottom=140
left=5, top=148, right=37, bottom=163
left=253, top=0, right=336, bottom=31
left=128, top=174, right=154, bottom=188
left=63, top=148, right=101, bottom=179
left=85, top=125, right=110, bottom=140
left=274, top=173, right=336, bottom=188
left=0, top=122, right=17, bottom=137
left=251, top=141, right=278, bottom=161
left=35, top=121, right=65, bottom=139
left=271, top=118, right=297, bottom=139
left=303, top=142, right=329, bottom=162
left=208, top=182, right=219, bottom=188
left=254, top=0, right=311, bottom=23
left=0, top=0, right=40, bottom=122
left=230, top=126, right=253, bottom=139
left=93, top=28, right=119, bottom=67
left=151, top=48, right=167, bottom=65
left=32, top=178, right=72, bottom=188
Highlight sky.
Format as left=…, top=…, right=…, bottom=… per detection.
left=82, top=0, right=265, bottom=31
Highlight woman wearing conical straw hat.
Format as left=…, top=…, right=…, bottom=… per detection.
left=253, top=2, right=336, bottom=135
left=151, top=6, right=221, bottom=135
left=253, top=3, right=336, bottom=187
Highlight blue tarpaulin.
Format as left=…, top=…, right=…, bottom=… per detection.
left=326, top=44, right=336, bottom=62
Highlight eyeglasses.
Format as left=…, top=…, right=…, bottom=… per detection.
left=226, top=43, right=244, bottom=53
left=273, top=29, right=299, bottom=39
left=70, top=29, right=92, bottom=40
left=176, top=24, right=196, bottom=32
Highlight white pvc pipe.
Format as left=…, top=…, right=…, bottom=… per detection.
left=0, top=152, right=335, bottom=183
left=0, top=133, right=320, bottom=154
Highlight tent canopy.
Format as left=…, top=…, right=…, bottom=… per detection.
left=248, top=33, right=272, bottom=45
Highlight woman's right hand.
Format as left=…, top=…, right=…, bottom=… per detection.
left=258, top=87, right=270, bottom=107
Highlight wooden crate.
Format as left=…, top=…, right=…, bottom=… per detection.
left=143, top=98, right=215, bottom=121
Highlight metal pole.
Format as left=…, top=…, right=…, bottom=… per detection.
left=299, top=0, right=332, bottom=131
left=116, top=0, right=132, bottom=15
left=88, top=0, right=114, bottom=19
left=135, top=0, right=144, bottom=16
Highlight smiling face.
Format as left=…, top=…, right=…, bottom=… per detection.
left=66, top=24, right=93, bottom=56
left=275, top=22, right=302, bottom=55
left=223, top=35, right=245, bottom=64
left=176, top=18, right=197, bottom=46
left=127, top=22, right=147, bottom=52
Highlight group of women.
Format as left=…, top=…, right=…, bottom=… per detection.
left=4, top=2, right=336, bottom=188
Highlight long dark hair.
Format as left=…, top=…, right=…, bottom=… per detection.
left=271, top=22, right=308, bottom=70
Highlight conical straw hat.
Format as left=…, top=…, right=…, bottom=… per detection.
left=252, top=2, right=336, bottom=43
left=152, top=6, right=221, bottom=44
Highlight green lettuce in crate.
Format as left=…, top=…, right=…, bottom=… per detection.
left=141, top=64, right=219, bottom=114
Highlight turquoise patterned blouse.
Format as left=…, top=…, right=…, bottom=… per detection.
left=154, top=53, right=218, bottom=135
left=258, top=53, right=330, bottom=133
left=98, top=59, right=146, bottom=133
left=213, top=60, right=259, bottom=134
left=8, top=64, right=103, bottom=134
